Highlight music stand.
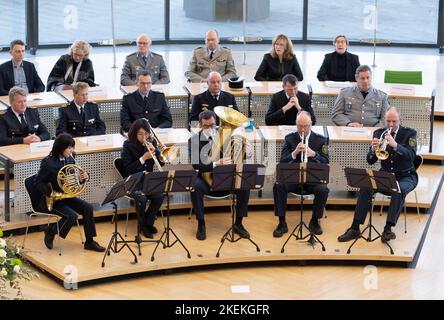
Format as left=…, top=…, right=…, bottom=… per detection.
left=277, top=162, right=329, bottom=253
left=149, top=169, right=197, bottom=262
left=215, top=164, right=265, bottom=258
left=101, top=172, right=143, bottom=267
left=344, top=168, right=399, bottom=255
left=131, top=171, right=169, bottom=256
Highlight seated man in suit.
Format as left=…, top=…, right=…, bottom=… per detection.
left=120, top=34, right=170, bottom=86
left=265, top=74, right=316, bottom=126
left=56, top=81, right=106, bottom=137
left=189, top=110, right=251, bottom=240
left=317, top=35, right=360, bottom=82
left=120, top=70, right=173, bottom=133
left=0, top=86, right=50, bottom=146
left=189, top=71, right=239, bottom=126
left=272, top=111, right=329, bottom=237
left=331, top=65, right=389, bottom=127
left=185, top=29, right=237, bottom=83
left=0, top=39, right=45, bottom=95
left=338, top=108, right=418, bottom=243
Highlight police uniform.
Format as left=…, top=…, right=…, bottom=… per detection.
left=121, top=139, right=164, bottom=231
left=120, top=51, right=170, bottom=86
left=0, top=107, right=50, bottom=146
left=352, top=126, right=418, bottom=226
left=33, top=155, right=97, bottom=240
left=185, top=46, right=237, bottom=83
left=188, top=130, right=250, bottom=221
left=120, top=89, right=173, bottom=132
left=331, top=85, right=389, bottom=127
left=189, top=89, right=239, bottom=125
left=273, top=131, right=330, bottom=219
left=56, top=101, right=106, bottom=137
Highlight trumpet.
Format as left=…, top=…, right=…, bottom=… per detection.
left=148, top=125, right=179, bottom=165
left=375, top=128, right=391, bottom=160
left=300, top=132, right=308, bottom=163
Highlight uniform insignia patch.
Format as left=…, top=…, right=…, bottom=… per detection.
left=322, top=144, right=328, bottom=155
left=409, top=137, right=416, bottom=147
left=202, top=104, right=208, bottom=110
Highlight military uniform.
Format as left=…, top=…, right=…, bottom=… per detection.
left=353, top=126, right=418, bottom=225
left=120, top=51, right=170, bottom=85
left=185, top=46, right=237, bottom=83
left=56, top=101, right=106, bottom=137
left=331, top=85, right=389, bottom=127
left=273, top=131, right=330, bottom=219
left=189, top=89, right=238, bottom=125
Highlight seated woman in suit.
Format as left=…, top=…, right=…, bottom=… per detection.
left=121, top=118, right=165, bottom=238
left=317, top=35, right=360, bottom=82
left=34, top=133, right=105, bottom=252
left=254, top=34, right=303, bottom=82
left=47, top=40, right=96, bottom=91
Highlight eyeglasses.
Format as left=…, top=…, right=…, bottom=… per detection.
left=202, top=124, right=216, bottom=129
left=137, top=42, right=149, bottom=45
left=138, top=81, right=152, bottom=86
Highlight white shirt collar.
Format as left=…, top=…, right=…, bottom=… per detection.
left=74, top=102, right=84, bottom=113
left=11, top=108, right=26, bottom=122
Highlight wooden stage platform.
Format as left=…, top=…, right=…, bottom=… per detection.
left=16, top=207, right=435, bottom=287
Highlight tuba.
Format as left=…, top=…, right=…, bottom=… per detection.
left=46, top=164, right=88, bottom=212
left=201, top=106, right=249, bottom=186
left=375, top=128, right=391, bottom=160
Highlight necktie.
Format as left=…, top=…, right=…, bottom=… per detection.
left=142, top=56, right=147, bottom=65
left=209, top=51, right=214, bottom=60
left=144, top=95, right=149, bottom=107
left=80, top=106, right=85, bottom=123
left=213, top=94, right=218, bottom=101
left=19, top=113, right=27, bottom=128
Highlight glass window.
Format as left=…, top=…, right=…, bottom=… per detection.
left=0, top=0, right=26, bottom=47
left=308, top=0, right=438, bottom=44
left=38, top=0, right=165, bottom=45
left=170, top=0, right=303, bottom=40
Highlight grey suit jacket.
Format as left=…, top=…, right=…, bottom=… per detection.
left=120, top=51, right=170, bottom=85
left=331, top=85, right=389, bottom=127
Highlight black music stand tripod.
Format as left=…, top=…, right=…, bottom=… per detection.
left=344, top=168, right=399, bottom=255
left=215, top=164, right=264, bottom=258
left=278, top=162, right=329, bottom=253
left=149, top=169, right=197, bottom=262
left=101, top=172, right=143, bottom=267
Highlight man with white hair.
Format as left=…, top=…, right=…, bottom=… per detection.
left=120, top=34, right=170, bottom=85
left=185, top=29, right=237, bottom=83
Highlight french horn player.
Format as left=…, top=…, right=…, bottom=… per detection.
left=189, top=109, right=252, bottom=241
left=33, top=133, right=105, bottom=252
left=338, top=108, right=418, bottom=244
left=272, top=111, right=330, bottom=238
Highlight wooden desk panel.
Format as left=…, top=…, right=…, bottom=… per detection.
left=0, top=92, right=68, bottom=108
left=59, top=86, right=124, bottom=103
left=259, top=125, right=325, bottom=141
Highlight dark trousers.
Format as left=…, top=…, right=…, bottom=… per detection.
left=190, top=177, right=250, bottom=220
left=273, top=183, right=329, bottom=219
left=50, top=197, right=96, bottom=239
left=354, top=174, right=418, bottom=225
left=131, top=192, right=164, bottom=228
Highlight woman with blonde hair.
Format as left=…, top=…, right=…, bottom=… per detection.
left=47, top=40, right=96, bottom=91
left=254, top=34, right=303, bottom=81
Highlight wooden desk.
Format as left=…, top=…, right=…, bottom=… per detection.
left=59, top=86, right=124, bottom=104
left=309, top=81, right=435, bottom=151
left=0, top=130, right=191, bottom=221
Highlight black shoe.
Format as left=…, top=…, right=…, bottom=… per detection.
left=233, top=224, right=250, bottom=239
left=84, top=240, right=106, bottom=252
left=145, top=225, right=158, bottom=234
left=381, top=229, right=396, bottom=243
left=141, top=227, right=154, bottom=239
left=337, top=228, right=361, bottom=242
left=309, top=219, right=323, bottom=235
left=273, top=222, right=288, bottom=238
left=196, top=224, right=206, bottom=240
left=44, top=227, right=55, bottom=250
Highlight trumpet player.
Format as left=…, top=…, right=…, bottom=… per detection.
left=121, top=118, right=165, bottom=239
left=189, top=110, right=250, bottom=241
left=33, top=133, right=105, bottom=252
left=338, top=108, right=418, bottom=243
left=272, top=111, right=329, bottom=237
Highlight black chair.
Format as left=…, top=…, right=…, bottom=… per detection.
left=374, top=155, right=423, bottom=233
left=112, top=158, right=134, bottom=237
left=22, top=175, right=84, bottom=256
